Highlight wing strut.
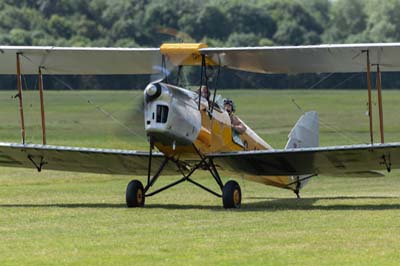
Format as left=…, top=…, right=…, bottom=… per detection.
left=376, top=64, right=384, bottom=143
left=16, top=53, right=26, bottom=144
left=364, top=50, right=374, bottom=144
left=197, top=54, right=206, bottom=110
left=38, top=67, right=47, bottom=145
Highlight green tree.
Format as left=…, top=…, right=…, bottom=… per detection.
left=300, top=0, right=331, bottom=28
left=195, top=5, right=230, bottom=40
left=0, top=6, right=32, bottom=31
left=31, top=30, right=56, bottom=46
left=48, top=14, right=73, bottom=38
left=324, top=0, right=367, bottom=43
left=38, top=0, right=89, bottom=17
left=364, top=0, right=400, bottom=42
left=75, top=16, right=103, bottom=40
left=264, top=0, right=323, bottom=45
left=226, top=32, right=261, bottom=47
left=9, top=28, right=32, bottom=45
left=225, top=4, right=276, bottom=39
left=273, top=21, right=308, bottom=45
left=111, top=19, right=138, bottom=41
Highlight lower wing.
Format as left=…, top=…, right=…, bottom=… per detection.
left=0, top=142, right=179, bottom=175
left=209, top=143, right=400, bottom=177
left=1, top=141, right=398, bottom=180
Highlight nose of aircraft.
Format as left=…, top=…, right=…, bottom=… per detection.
left=144, top=83, right=162, bottom=100
left=143, top=83, right=201, bottom=146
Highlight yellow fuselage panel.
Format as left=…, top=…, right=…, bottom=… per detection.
left=153, top=98, right=293, bottom=190
left=156, top=103, right=270, bottom=158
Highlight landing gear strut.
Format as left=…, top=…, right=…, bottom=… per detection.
left=125, top=144, right=241, bottom=209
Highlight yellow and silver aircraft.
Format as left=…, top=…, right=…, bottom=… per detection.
left=1, top=43, right=400, bottom=208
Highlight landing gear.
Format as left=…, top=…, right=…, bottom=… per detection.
left=126, top=180, right=145, bottom=207
left=222, top=180, right=241, bottom=209
left=125, top=143, right=241, bottom=209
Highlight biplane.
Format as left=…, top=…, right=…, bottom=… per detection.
left=1, top=42, right=400, bottom=208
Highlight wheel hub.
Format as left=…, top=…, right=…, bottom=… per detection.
left=233, top=189, right=241, bottom=206
left=137, top=189, right=143, bottom=205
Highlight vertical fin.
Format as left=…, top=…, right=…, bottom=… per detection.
left=286, top=111, right=319, bottom=191
left=285, top=111, right=319, bottom=150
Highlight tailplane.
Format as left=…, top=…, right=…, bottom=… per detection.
left=285, top=111, right=319, bottom=195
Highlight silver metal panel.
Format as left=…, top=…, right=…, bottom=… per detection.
left=201, top=43, right=400, bottom=74
left=210, top=143, right=400, bottom=176
left=0, top=142, right=179, bottom=175
left=0, top=46, right=163, bottom=75
left=144, top=83, right=201, bottom=145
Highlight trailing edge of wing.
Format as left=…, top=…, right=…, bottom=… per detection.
left=0, top=142, right=178, bottom=175
left=0, top=46, right=163, bottom=75
left=201, top=43, right=400, bottom=74
left=209, top=143, right=400, bottom=177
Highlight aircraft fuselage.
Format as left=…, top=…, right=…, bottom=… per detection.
left=144, top=82, right=272, bottom=159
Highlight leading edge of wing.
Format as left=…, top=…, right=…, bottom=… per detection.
left=0, top=142, right=178, bottom=175
left=0, top=46, right=162, bottom=75
left=200, top=43, right=400, bottom=74
left=208, top=143, right=400, bottom=176
left=201, top=42, right=400, bottom=52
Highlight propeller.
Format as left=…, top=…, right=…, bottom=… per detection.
left=117, top=28, right=201, bottom=143
left=117, top=46, right=182, bottom=142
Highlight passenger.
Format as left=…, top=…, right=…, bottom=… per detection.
left=223, top=98, right=246, bottom=135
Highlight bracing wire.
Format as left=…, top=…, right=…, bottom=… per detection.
left=47, top=74, right=144, bottom=138
left=291, top=72, right=368, bottom=144
left=307, top=72, right=335, bottom=89
left=332, top=73, right=362, bottom=89
left=291, top=98, right=358, bottom=143
left=16, top=54, right=146, bottom=139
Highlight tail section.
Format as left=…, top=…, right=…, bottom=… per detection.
left=285, top=111, right=319, bottom=149
left=285, top=111, right=319, bottom=194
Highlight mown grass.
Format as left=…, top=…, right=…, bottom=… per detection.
left=1, top=89, right=400, bottom=265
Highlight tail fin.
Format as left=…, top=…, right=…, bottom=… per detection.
left=285, top=111, right=319, bottom=194
left=285, top=111, right=319, bottom=149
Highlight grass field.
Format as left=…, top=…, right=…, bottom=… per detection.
left=1, top=89, right=400, bottom=265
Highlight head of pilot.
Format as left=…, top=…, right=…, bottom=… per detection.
left=200, top=85, right=210, bottom=100
left=223, top=98, right=235, bottom=115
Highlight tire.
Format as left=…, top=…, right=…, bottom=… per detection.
left=222, top=180, right=241, bottom=209
left=126, top=180, right=145, bottom=208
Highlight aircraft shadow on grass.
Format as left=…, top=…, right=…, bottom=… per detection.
left=0, top=196, right=400, bottom=211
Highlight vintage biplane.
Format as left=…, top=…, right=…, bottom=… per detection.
left=1, top=43, right=400, bottom=208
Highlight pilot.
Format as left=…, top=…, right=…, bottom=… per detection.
left=223, top=98, right=246, bottom=135
left=197, top=85, right=211, bottom=111
left=199, top=85, right=210, bottom=102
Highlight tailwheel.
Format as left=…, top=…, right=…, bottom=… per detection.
left=126, top=180, right=145, bottom=208
left=222, top=180, right=241, bottom=209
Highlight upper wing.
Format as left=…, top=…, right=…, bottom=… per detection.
left=0, top=142, right=178, bottom=175
left=201, top=43, right=400, bottom=74
left=4, top=43, right=399, bottom=75
left=209, top=143, right=400, bottom=177
left=0, top=46, right=162, bottom=75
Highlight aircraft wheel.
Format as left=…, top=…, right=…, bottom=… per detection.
left=222, top=180, right=241, bottom=209
left=126, top=180, right=145, bottom=208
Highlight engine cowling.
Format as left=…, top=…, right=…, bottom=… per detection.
left=143, top=83, right=201, bottom=146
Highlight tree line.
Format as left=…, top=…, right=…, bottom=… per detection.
left=1, top=0, right=400, bottom=90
